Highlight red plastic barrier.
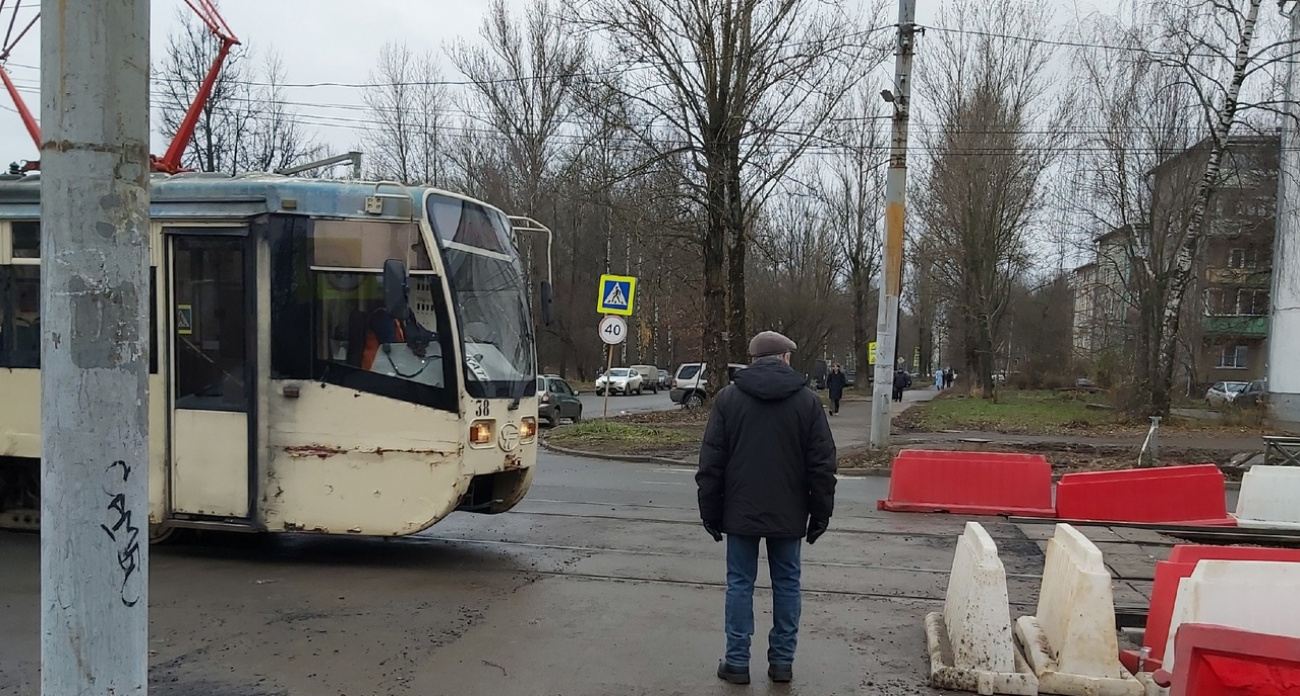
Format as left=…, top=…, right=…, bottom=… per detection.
left=877, top=449, right=1055, bottom=517
left=1119, top=545, right=1300, bottom=674
left=1153, top=624, right=1300, bottom=696
left=1054, top=464, right=1236, bottom=526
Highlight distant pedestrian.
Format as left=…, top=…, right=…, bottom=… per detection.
left=892, top=367, right=910, bottom=402
left=696, top=330, right=837, bottom=685
left=944, top=368, right=955, bottom=390
left=826, top=363, right=847, bottom=415
left=934, top=367, right=944, bottom=391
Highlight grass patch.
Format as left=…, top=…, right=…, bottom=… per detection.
left=911, top=390, right=1119, bottom=435
left=547, top=420, right=703, bottom=454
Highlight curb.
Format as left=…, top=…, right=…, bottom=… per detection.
left=540, top=440, right=1247, bottom=490
left=539, top=438, right=694, bottom=467
left=541, top=438, right=896, bottom=477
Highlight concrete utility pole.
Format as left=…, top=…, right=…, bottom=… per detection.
left=40, top=1, right=152, bottom=694
left=1270, top=0, right=1300, bottom=431
left=870, top=0, right=918, bottom=448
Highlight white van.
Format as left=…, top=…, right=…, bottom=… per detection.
left=669, top=362, right=747, bottom=408
left=630, top=365, right=660, bottom=394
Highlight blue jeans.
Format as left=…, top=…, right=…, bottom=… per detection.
left=724, top=534, right=803, bottom=668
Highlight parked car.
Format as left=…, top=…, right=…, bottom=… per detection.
left=630, top=365, right=659, bottom=394
left=1236, top=380, right=1268, bottom=407
left=537, top=375, right=583, bottom=426
left=657, top=368, right=672, bottom=390
left=669, top=362, right=747, bottom=408
left=1205, top=380, right=1250, bottom=408
left=596, top=367, right=643, bottom=396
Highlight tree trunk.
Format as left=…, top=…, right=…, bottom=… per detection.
left=851, top=258, right=869, bottom=383
left=1153, top=0, right=1260, bottom=417
left=726, top=158, right=748, bottom=364
left=703, top=158, right=729, bottom=397
left=977, top=312, right=997, bottom=397
left=919, top=322, right=933, bottom=378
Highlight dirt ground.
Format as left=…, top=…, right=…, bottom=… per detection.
left=547, top=402, right=1256, bottom=478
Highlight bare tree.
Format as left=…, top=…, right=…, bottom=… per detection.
left=156, top=7, right=250, bottom=173
left=449, top=0, right=587, bottom=216
left=1069, top=0, right=1292, bottom=416
left=913, top=0, right=1070, bottom=397
left=749, top=193, right=849, bottom=376
left=242, top=52, right=321, bottom=173
left=1152, top=0, right=1271, bottom=414
left=817, top=86, right=888, bottom=379
left=362, top=42, right=451, bottom=186
left=572, top=0, right=887, bottom=393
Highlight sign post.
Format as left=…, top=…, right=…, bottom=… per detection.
left=598, top=315, right=627, bottom=418
left=596, top=274, right=637, bottom=419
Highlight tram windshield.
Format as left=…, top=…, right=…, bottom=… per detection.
left=426, top=194, right=536, bottom=399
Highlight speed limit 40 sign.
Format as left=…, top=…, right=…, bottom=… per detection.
left=598, top=315, right=627, bottom=345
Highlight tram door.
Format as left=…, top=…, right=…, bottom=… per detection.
left=167, top=233, right=254, bottom=520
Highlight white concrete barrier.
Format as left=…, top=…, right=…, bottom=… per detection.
left=1014, top=524, right=1142, bottom=696
left=924, top=521, right=1037, bottom=695
left=1234, top=465, right=1300, bottom=529
left=1162, top=559, right=1300, bottom=671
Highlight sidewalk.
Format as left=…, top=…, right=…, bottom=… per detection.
left=828, top=388, right=935, bottom=450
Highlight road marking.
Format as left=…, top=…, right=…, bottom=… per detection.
left=639, top=480, right=688, bottom=486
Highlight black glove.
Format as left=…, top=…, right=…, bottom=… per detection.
left=703, top=520, right=723, bottom=542
left=806, top=518, right=829, bottom=545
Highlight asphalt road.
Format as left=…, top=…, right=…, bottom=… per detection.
left=0, top=453, right=967, bottom=696
left=577, top=388, right=677, bottom=419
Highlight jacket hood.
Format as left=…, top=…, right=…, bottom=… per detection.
left=732, top=358, right=808, bottom=401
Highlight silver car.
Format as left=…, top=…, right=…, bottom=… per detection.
left=1205, top=380, right=1249, bottom=408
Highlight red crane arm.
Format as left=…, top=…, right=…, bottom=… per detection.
left=0, top=0, right=41, bottom=150
left=0, top=0, right=241, bottom=173
left=157, top=0, right=241, bottom=173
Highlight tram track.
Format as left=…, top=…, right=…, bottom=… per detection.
left=506, top=502, right=1182, bottom=549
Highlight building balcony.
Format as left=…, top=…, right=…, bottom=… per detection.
left=1203, top=315, right=1268, bottom=338
left=1206, top=267, right=1271, bottom=286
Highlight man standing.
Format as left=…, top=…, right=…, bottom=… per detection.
left=892, top=366, right=910, bottom=402
left=826, top=363, right=847, bottom=416
left=696, top=331, right=837, bottom=685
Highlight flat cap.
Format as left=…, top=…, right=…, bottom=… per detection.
left=748, top=330, right=797, bottom=358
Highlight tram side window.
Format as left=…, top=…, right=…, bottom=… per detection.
left=0, top=269, right=158, bottom=373
left=0, top=266, right=40, bottom=368
left=12, top=221, right=39, bottom=259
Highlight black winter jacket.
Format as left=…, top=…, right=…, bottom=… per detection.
left=826, top=371, right=847, bottom=400
left=696, top=358, right=837, bottom=538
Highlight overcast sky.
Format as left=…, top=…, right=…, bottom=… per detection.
left=0, top=0, right=1129, bottom=169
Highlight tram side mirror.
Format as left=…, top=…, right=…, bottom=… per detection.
left=383, top=258, right=410, bottom=319
left=540, top=280, right=554, bottom=326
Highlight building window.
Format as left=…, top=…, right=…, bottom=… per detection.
left=1228, top=248, right=1258, bottom=269
left=1217, top=344, right=1249, bottom=369
left=1238, top=289, right=1269, bottom=316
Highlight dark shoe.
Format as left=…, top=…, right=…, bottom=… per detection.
left=717, top=661, right=750, bottom=684
left=768, top=664, right=793, bottom=683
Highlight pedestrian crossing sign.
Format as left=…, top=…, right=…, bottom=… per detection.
left=597, top=274, right=637, bottom=316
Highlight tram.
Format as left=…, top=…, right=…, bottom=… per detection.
left=0, top=173, right=551, bottom=539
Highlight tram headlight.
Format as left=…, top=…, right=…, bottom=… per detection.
left=520, top=417, right=537, bottom=443
left=470, top=420, right=493, bottom=445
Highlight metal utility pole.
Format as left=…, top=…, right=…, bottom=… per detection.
left=40, top=1, right=151, bottom=694
left=1270, top=0, right=1300, bottom=431
left=870, top=0, right=918, bottom=448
